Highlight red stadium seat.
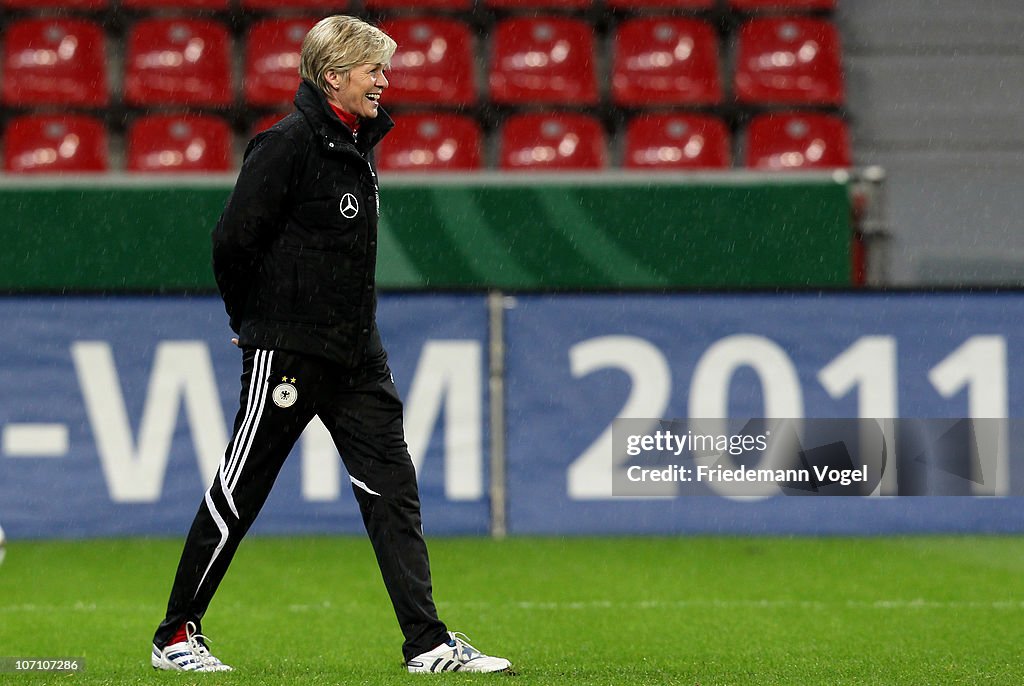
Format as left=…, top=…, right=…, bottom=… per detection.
left=121, top=0, right=228, bottom=9
left=734, top=17, right=844, bottom=105
left=366, top=0, right=471, bottom=10
left=127, top=115, right=234, bottom=173
left=245, top=18, right=315, bottom=107
left=612, top=18, right=721, bottom=107
left=241, top=0, right=349, bottom=10
left=744, top=112, right=850, bottom=169
left=251, top=113, right=290, bottom=138
left=624, top=114, right=730, bottom=170
left=377, top=113, right=481, bottom=172
left=124, top=19, right=233, bottom=108
left=4, top=115, right=107, bottom=173
left=606, top=0, right=714, bottom=9
left=2, top=19, right=108, bottom=107
left=489, top=18, right=598, bottom=106
left=2, top=0, right=108, bottom=9
left=486, top=0, right=592, bottom=8
left=729, top=0, right=835, bottom=11
left=499, top=113, right=606, bottom=171
left=381, top=18, right=476, bottom=107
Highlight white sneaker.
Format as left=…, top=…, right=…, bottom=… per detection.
left=151, top=621, right=233, bottom=672
left=406, top=632, right=511, bottom=673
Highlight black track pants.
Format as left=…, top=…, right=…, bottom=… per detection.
left=153, top=346, right=449, bottom=661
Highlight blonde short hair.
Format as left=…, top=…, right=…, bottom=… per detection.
left=299, top=15, right=397, bottom=94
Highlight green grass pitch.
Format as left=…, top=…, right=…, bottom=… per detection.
left=0, top=536, right=1022, bottom=685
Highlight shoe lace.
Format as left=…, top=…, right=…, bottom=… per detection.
left=184, top=621, right=220, bottom=667
left=450, top=632, right=481, bottom=661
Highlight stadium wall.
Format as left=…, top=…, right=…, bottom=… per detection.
left=1, top=291, right=1022, bottom=540
left=842, top=0, right=1024, bottom=285
left=0, top=174, right=851, bottom=290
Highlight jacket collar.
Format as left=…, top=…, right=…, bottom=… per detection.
left=294, top=79, right=393, bottom=155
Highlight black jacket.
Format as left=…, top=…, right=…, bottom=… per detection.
left=212, top=79, right=394, bottom=368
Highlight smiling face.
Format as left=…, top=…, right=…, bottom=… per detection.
left=325, top=63, right=389, bottom=120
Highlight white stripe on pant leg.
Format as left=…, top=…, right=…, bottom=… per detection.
left=227, top=350, right=275, bottom=493
left=220, top=349, right=271, bottom=518
left=194, top=488, right=230, bottom=600
left=221, top=468, right=239, bottom=519
left=350, top=476, right=381, bottom=496
left=223, top=349, right=272, bottom=487
left=222, top=348, right=265, bottom=485
left=223, top=349, right=269, bottom=485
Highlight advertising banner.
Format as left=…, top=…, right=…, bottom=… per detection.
left=0, top=295, right=490, bottom=538
left=4, top=292, right=1024, bottom=538
left=504, top=292, right=1024, bottom=534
